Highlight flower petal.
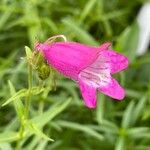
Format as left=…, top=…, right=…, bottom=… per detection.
left=99, top=50, right=129, bottom=74
left=98, top=77, right=125, bottom=100
left=36, top=42, right=101, bottom=80
left=79, top=79, right=97, bottom=108
left=99, top=42, right=111, bottom=50
left=79, top=53, right=111, bottom=88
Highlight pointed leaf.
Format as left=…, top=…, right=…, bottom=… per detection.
left=2, top=87, right=44, bottom=106
left=0, top=131, right=19, bottom=143
left=62, top=18, right=98, bottom=46
left=135, top=145, right=150, bottom=150
left=132, top=96, right=147, bottom=124
left=115, top=27, right=130, bottom=53
left=8, top=80, right=24, bottom=121
left=116, top=22, right=139, bottom=62
left=96, top=94, right=105, bottom=124
left=56, top=120, right=104, bottom=141
left=31, top=98, right=71, bottom=128
left=98, top=120, right=118, bottom=134
left=121, top=101, right=135, bottom=128
left=126, top=22, right=139, bottom=62
left=0, top=143, right=12, bottom=150
left=115, top=137, right=125, bottom=150
left=25, top=46, right=32, bottom=59
left=126, top=89, right=143, bottom=98
left=35, top=140, right=48, bottom=150
left=23, top=137, right=40, bottom=150
left=128, top=127, right=150, bottom=139
left=27, top=123, right=54, bottom=142
left=80, top=0, right=97, bottom=21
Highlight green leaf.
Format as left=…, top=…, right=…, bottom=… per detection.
left=31, top=98, right=71, bottom=128
left=25, top=46, right=32, bottom=59
left=115, top=21, right=139, bottom=62
left=0, top=7, right=13, bottom=30
left=0, top=131, right=19, bottom=143
left=0, top=143, right=12, bottom=150
left=56, top=120, right=104, bottom=141
left=8, top=80, right=24, bottom=121
left=80, top=0, right=97, bottom=22
left=102, top=20, right=113, bottom=37
left=62, top=18, right=98, bottom=46
left=35, top=140, right=48, bottom=150
left=121, top=101, right=135, bottom=128
left=115, top=137, right=125, bottom=150
left=2, top=87, right=44, bottom=106
left=126, top=22, right=139, bottom=62
left=134, top=145, right=150, bottom=150
left=27, top=123, right=54, bottom=142
left=126, top=89, right=143, bottom=98
left=96, top=94, right=105, bottom=124
left=23, top=137, right=40, bottom=150
left=128, top=127, right=150, bottom=139
left=132, top=96, right=147, bottom=124
left=45, top=141, right=61, bottom=150
left=142, top=107, right=150, bottom=120
left=115, top=25, right=130, bottom=52
left=98, top=120, right=118, bottom=134
left=43, top=18, right=58, bottom=33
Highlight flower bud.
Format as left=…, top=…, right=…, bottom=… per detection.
left=37, top=63, right=50, bottom=80
left=32, top=51, right=50, bottom=80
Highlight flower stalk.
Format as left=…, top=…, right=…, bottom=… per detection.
left=16, top=51, right=33, bottom=150
left=25, top=63, right=33, bottom=119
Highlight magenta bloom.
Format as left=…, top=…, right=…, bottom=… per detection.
left=36, top=41, right=128, bottom=108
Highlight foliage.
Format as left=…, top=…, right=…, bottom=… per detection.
left=0, top=0, right=150, bottom=149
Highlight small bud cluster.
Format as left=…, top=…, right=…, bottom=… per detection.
left=32, top=51, right=50, bottom=80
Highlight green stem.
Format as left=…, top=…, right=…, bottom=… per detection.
left=16, top=63, right=33, bottom=150
left=25, top=63, right=32, bottom=119
left=39, top=101, right=44, bottom=115
left=16, top=125, right=24, bottom=150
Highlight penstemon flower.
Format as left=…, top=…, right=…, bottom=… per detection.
left=35, top=35, right=129, bottom=108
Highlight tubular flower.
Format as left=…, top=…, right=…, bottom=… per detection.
left=36, top=41, right=129, bottom=108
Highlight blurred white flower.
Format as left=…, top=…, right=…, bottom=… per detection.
left=137, top=3, right=150, bottom=55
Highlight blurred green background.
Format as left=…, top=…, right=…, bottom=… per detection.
left=0, top=0, right=150, bottom=150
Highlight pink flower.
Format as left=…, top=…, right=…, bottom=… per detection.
left=36, top=41, right=129, bottom=108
